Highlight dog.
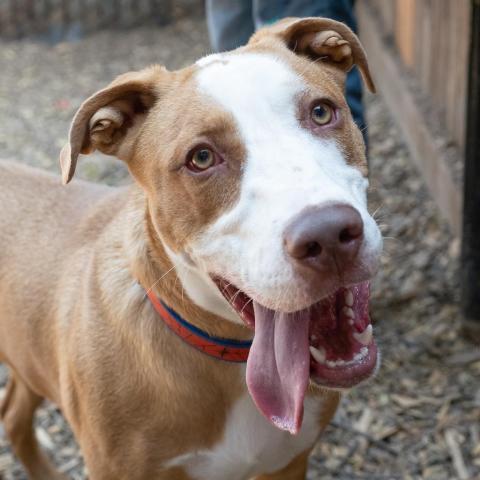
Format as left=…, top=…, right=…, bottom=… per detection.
left=0, top=17, right=382, bottom=480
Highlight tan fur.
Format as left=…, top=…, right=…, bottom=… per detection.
left=255, top=451, right=310, bottom=480
left=0, top=17, right=372, bottom=479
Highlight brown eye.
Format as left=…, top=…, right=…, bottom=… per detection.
left=190, top=148, right=215, bottom=171
left=311, top=102, right=333, bottom=126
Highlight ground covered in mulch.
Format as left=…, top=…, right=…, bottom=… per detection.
left=1, top=5, right=479, bottom=480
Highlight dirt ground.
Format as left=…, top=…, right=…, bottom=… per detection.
left=1, top=6, right=479, bottom=480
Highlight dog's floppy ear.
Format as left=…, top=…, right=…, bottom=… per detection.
left=250, top=17, right=375, bottom=93
left=59, top=65, right=167, bottom=184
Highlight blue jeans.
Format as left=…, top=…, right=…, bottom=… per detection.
left=206, top=0, right=365, bottom=135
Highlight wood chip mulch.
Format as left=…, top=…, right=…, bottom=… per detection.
left=0, top=7, right=478, bottom=480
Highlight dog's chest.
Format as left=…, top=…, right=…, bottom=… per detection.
left=166, top=394, right=323, bottom=480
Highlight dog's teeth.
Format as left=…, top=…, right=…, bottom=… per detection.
left=321, top=346, right=370, bottom=369
left=353, top=325, right=373, bottom=346
left=344, top=289, right=354, bottom=307
left=309, top=346, right=326, bottom=364
left=349, top=348, right=369, bottom=365
left=342, top=306, right=354, bottom=319
left=348, top=319, right=354, bottom=326
left=326, top=359, right=346, bottom=367
left=359, top=347, right=369, bottom=360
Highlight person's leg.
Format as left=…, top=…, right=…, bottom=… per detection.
left=206, top=0, right=254, bottom=52
left=253, top=0, right=366, bottom=134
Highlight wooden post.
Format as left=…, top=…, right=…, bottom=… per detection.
left=461, top=0, right=480, bottom=340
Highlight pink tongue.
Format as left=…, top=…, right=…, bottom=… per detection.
left=246, top=302, right=310, bottom=434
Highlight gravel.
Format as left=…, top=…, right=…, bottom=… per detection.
left=1, top=6, right=478, bottom=480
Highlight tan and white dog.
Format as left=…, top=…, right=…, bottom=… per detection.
left=0, top=17, right=382, bottom=480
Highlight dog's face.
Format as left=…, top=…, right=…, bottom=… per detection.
left=61, top=18, right=382, bottom=434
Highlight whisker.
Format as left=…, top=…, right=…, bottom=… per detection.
left=145, top=265, right=176, bottom=296
left=220, top=282, right=233, bottom=296
left=371, top=204, right=384, bottom=219
left=240, top=298, right=253, bottom=315
left=230, top=289, right=243, bottom=305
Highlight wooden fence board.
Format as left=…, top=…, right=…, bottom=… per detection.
left=370, top=0, right=396, bottom=37
left=431, top=0, right=447, bottom=112
left=418, top=0, right=433, bottom=94
left=395, top=0, right=415, bottom=68
left=358, top=2, right=462, bottom=235
left=384, top=0, right=470, bottom=153
left=449, top=0, right=470, bottom=152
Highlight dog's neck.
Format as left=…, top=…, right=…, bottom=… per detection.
left=125, top=188, right=252, bottom=342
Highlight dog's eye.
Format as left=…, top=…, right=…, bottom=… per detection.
left=188, top=148, right=216, bottom=171
left=311, top=102, right=333, bottom=126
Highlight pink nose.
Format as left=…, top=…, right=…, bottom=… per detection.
left=283, top=204, right=364, bottom=273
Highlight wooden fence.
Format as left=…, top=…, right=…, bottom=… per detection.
left=369, top=0, right=470, bottom=153
left=357, top=0, right=471, bottom=236
left=358, top=0, right=480, bottom=336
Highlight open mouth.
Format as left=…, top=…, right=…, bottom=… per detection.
left=214, top=278, right=377, bottom=434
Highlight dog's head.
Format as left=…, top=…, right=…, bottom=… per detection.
left=61, top=18, right=382, bottom=434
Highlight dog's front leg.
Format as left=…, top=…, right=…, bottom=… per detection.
left=0, top=372, right=68, bottom=480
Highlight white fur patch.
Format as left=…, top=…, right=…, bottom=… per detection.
left=177, top=52, right=383, bottom=314
left=164, top=244, right=240, bottom=324
left=166, top=393, right=323, bottom=480
left=196, top=53, right=226, bottom=68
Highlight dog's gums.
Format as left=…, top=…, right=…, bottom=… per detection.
left=214, top=278, right=377, bottom=433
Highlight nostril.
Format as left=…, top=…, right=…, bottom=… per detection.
left=305, top=241, right=322, bottom=258
left=284, top=204, right=364, bottom=263
left=339, top=228, right=351, bottom=243
left=338, top=225, right=363, bottom=244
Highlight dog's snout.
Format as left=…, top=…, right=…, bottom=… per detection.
left=284, top=204, right=364, bottom=272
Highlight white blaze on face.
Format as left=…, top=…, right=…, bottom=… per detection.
left=171, top=52, right=382, bottom=315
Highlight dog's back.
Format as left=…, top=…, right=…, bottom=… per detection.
left=0, top=160, right=115, bottom=393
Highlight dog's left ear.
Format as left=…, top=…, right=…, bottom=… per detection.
left=249, top=17, right=375, bottom=93
left=59, top=65, right=167, bottom=184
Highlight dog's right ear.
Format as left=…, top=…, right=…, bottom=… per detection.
left=59, top=65, right=167, bottom=184
left=249, top=17, right=375, bottom=94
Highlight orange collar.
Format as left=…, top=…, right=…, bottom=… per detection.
left=146, top=291, right=252, bottom=363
